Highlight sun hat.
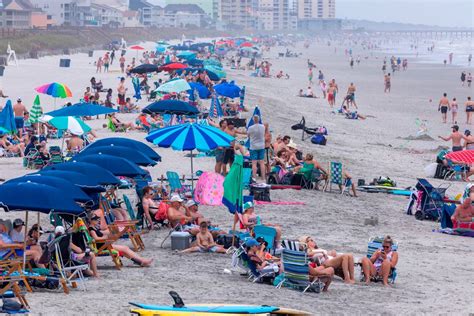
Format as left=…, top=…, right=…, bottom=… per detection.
left=170, top=194, right=183, bottom=203
left=287, top=141, right=298, bottom=149
left=243, top=201, right=254, bottom=211
left=245, top=238, right=259, bottom=248
left=185, top=200, right=197, bottom=208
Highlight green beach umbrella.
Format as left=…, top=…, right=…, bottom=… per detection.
left=222, top=154, right=244, bottom=215
left=29, top=95, right=43, bottom=124
left=205, top=65, right=226, bottom=79
left=40, top=115, right=91, bottom=136
left=155, top=79, right=191, bottom=94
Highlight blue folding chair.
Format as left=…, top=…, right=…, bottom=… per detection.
left=363, top=236, right=399, bottom=284
left=253, top=225, right=277, bottom=254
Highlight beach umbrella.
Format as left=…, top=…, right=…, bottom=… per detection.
left=0, top=127, right=8, bottom=135
left=156, top=45, right=167, bottom=54
left=176, top=51, right=197, bottom=60
left=247, top=106, right=262, bottom=129
left=155, top=79, right=191, bottom=94
left=239, top=86, right=246, bottom=110
left=157, top=41, right=169, bottom=45
left=130, top=64, right=159, bottom=74
left=43, top=161, right=120, bottom=185
left=29, top=95, right=42, bottom=125
left=0, top=100, right=17, bottom=134
left=214, top=81, right=241, bottom=98
left=37, top=170, right=107, bottom=190
left=145, top=123, right=234, bottom=188
left=204, top=65, right=226, bottom=79
left=187, top=59, right=204, bottom=67
left=142, top=100, right=199, bottom=116
left=203, top=59, right=222, bottom=68
left=35, top=82, right=72, bottom=109
left=239, top=42, right=253, bottom=48
left=40, top=115, right=91, bottom=136
left=130, top=45, right=144, bottom=50
left=188, top=82, right=210, bottom=99
left=132, top=77, right=141, bottom=101
left=168, top=45, right=189, bottom=51
left=445, top=150, right=474, bottom=164
left=0, top=182, right=83, bottom=214
left=5, top=175, right=91, bottom=202
left=222, top=154, right=244, bottom=215
left=86, top=138, right=161, bottom=161
left=209, top=94, right=223, bottom=118
left=45, top=102, right=118, bottom=117
left=77, top=145, right=156, bottom=167
left=73, top=154, right=147, bottom=177
left=158, top=62, right=187, bottom=72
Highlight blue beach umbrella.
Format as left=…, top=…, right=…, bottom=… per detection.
left=188, top=82, right=210, bottom=99
left=77, top=145, right=156, bottom=167
left=73, top=154, right=147, bottom=177
left=204, top=65, right=226, bottom=79
left=176, top=51, right=197, bottom=60
left=145, top=123, right=234, bottom=187
left=37, top=170, right=107, bottom=190
left=209, top=94, right=223, bottom=118
left=45, top=102, right=118, bottom=117
left=0, top=100, right=17, bottom=134
left=5, top=175, right=91, bottom=202
left=142, top=100, right=199, bottom=116
left=132, top=77, right=142, bottom=101
left=214, top=81, right=241, bottom=98
left=187, top=59, right=204, bottom=67
left=43, top=161, right=121, bottom=185
left=86, top=138, right=161, bottom=161
left=0, top=182, right=83, bottom=214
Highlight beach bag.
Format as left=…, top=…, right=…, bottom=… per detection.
left=434, top=164, right=449, bottom=179
left=154, top=202, right=169, bottom=222
left=216, top=234, right=239, bottom=249
left=311, top=134, right=327, bottom=146
left=2, top=298, right=23, bottom=312
left=376, top=176, right=396, bottom=187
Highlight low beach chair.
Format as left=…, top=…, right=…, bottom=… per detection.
left=276, top=249, right=324, bottom=293
left=323, top=162, right=349, bottom=195
left=234, top=245, right=277, bottom=283
left=253, top=225, right=277, bottom=254
left=48, top=146, right=63, bottom=164
left=360, top=236, right=399, bottom=284
left=0, top=276, right=29, bottom=310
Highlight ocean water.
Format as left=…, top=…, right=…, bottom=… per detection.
left=376, top=37, right=473, bottom=68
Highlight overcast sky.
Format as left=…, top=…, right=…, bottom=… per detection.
left=336, top=0, right=473, bottom=27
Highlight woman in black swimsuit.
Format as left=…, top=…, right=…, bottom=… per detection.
left=88, top=216, right=152, bottom=267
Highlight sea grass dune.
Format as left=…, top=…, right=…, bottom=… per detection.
left=0, top=36, right=473, bottom=315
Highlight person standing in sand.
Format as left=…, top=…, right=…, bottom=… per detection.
left=117, top=77, right=127, bottom=108
left=438, top=93, right=450, bottom=123
left=465, top=97, right=474, bottom=124
left=467, top=73, right=472, bottom=88
left=248, top=115, right=266, bottom=182
left=119, top=55, right=125, bottom=73
left=13, top=98, right=26, bottom=137
left=96, top=57, right=103, bottom=73
left=384, top=73, right=391, bottom=93
left=438, top=125, right=464, bottom=152
left=451, top=98, right=458, bottom=124
left=461, top=71, right=466, bottom=87
left=346, top=83, right=357, bottom=109
left=308, top=68, right=313, bottom=85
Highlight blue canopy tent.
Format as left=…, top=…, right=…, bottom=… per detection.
left=85, top=138, right=161, bottom=162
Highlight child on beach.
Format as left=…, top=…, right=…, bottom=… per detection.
left=180, top=222, right=226, bottom=254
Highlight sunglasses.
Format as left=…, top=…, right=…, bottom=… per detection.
left=382, top=245, right=390, bottom=249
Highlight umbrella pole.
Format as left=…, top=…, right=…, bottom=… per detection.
left=23, top=211, right=29, bottom=269
left=61, top=132, right=65, bottom=153
left=190, top=150, right=194, bottom=190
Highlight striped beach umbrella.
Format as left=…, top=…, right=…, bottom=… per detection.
left=209, top=94, right=223, bottom=118
left=29, top=95, right=42, bottom=124
left=40, top=115, right=91, bottom=136
left=145, top=123, right=234, bottom=188
left=35, top=82, right=72, bottom=99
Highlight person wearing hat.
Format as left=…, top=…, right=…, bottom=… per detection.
left=10, top=219, right=25, bottom=243
left=167, top=195, right=193, bottom=228
left=438, top=125, right=464, bottom=152
left=242, top=202, right=282, bottom=247
left=286, top=141, right=302, bottom=167
left=0, top=222, right=44, bottom=267
left=88, top=215, right=152, bottom=267
left=13, top=98, right=27, bottom=138
left=245, top=238, right=280, bottom=275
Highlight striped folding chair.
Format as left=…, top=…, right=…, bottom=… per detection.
left=277, top=249, right=323, bottom=293
left=324, top=162, right=349, bottom=194
left=361, top=236, right=399, bottom=284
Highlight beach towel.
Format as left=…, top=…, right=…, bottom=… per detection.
left=254, top=201, right=305, bottom=206
left=194, top=172, right=224, bottom=206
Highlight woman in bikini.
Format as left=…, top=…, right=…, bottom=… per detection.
left=361, top=235, right=398, bottom=286
left=451, top=97, right=458, bottom=124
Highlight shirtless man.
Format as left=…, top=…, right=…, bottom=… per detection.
left=329, top=79, right=339, bottom=104
left=117, top=77, right=127, bottom=107
left=384, top=73, right=391, bottom=93
left=327, top=83, right=336, bottom=108
left=13, top=98, right=27, bottom=137
left=451, top=197, right=474, bottom=222
left=119, top=55, right=126, bottom=73
left=438, top=93, right=450, bottom=124
left=438, top=125, right=464, bottom=152
left=67, top=133, right=84, bottom=152
left=465, top=96, right=474, bottom=124
left=346, top=83, right=357, bottom=109
left=166, top=195, right=193, bottom=228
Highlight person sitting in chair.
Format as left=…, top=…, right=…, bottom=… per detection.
left=294, top=153, right=328, bottom=189
left=361, top=235, right=398, bottom=286
left=242, top=202, right=281, bottom=247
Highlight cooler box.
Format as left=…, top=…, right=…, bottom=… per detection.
left=60, top=59, right=71, bottom=67
left=170, top=231, right=191, bottom=250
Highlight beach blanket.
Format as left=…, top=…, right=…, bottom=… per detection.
left=194, top=172, right=224, bottom=206
left=255, top=201, right=305, bottom=206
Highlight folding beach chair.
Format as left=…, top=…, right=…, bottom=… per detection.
left=360, top=236, right=399, bottom=284
left=323, top=162, right=349, bottom=195
left=164, top=171, right=192, bottom=196
left=0, top=277, right=29, bottom=310
left=253, top=225, right=277, bottom=254
left=48, top=146, right=63, bottom=164
left=276, top=249, right=324, bottom=293
left=234, top=245, right=277, bottom=283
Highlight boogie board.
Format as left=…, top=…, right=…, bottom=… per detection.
left=358, top=185, right=410, bottom=193
left=129, top=303, right=279, bottom=314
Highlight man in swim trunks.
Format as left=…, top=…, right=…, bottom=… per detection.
left=465, top=96, right=474, bottom=124
left=438, top=93, right=450, bottom=124
left=13, top=98, right=26, bottom=137
left=438, top=125, right=464, bottom=152
left=346, top=83, right=357, bottom=109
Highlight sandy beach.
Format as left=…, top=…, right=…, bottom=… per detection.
left=0, top=37, right=473, bottom=315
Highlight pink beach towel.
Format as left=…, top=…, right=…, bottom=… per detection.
left=194, top=172, right=224, bottom=206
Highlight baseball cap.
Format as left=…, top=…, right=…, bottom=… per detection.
left=245, top=238, right=259, bottom=248
left=13, top=219, right=25, bottom=228
left=170, top=194, right=183, bottom=203
left=54, top=226, right=65, bottom=235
